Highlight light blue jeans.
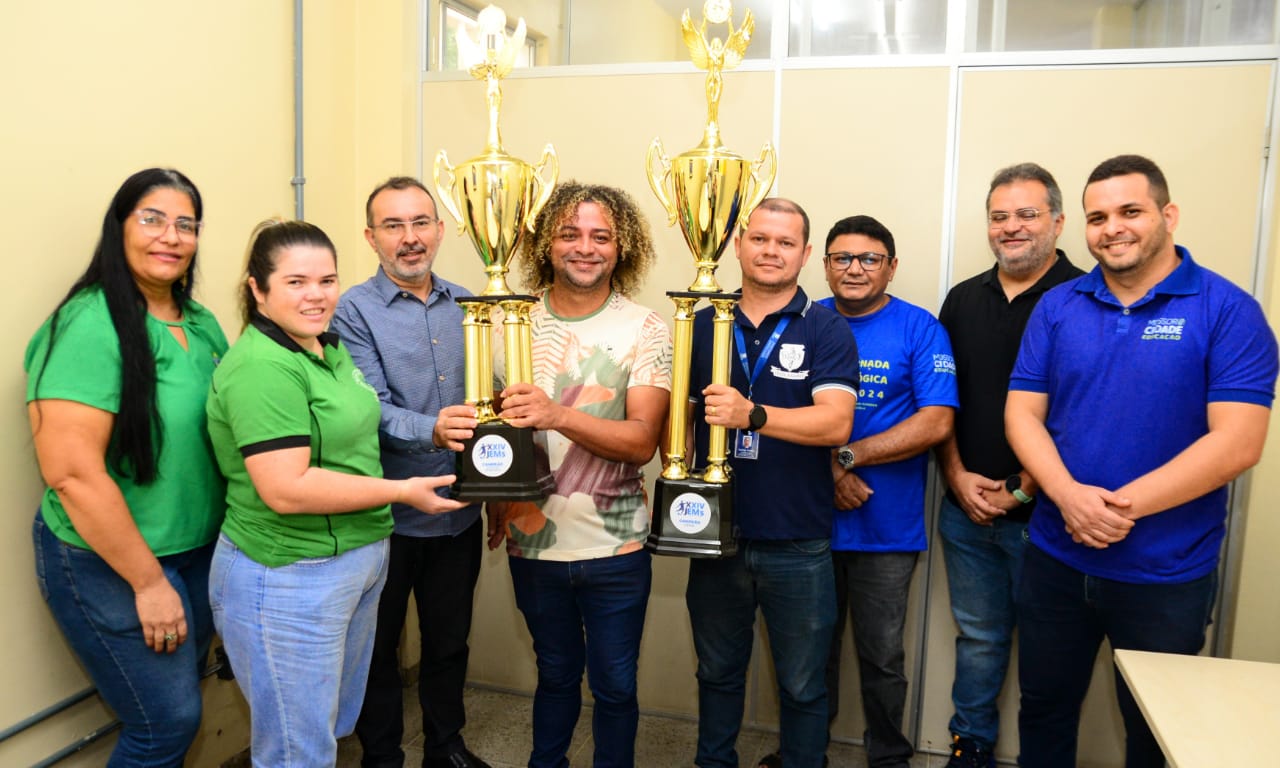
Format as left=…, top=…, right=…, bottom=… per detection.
left=937, top=496, right=1028, bottom=749
left=209, top=533, right=389, bottom=768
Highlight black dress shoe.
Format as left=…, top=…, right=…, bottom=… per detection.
left=424, top=748, right=492, bottom=768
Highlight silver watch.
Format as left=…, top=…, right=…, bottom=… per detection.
left=836, top=446, right=856, bottom=470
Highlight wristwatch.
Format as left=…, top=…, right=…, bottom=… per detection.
left=836, top=446, right=856, bottom=470
left=748, top=403, right=768, bottom=431
left=1005, top=473, right=1034, bottom=504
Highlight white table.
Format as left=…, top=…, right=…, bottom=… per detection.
left=1113, top=649, right=1280, bottom=767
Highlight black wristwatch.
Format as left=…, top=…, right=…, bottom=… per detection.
left=1005, top=473, right=1034, bottom=504
left=748, top=403, right=768, bottom=431
left=836, top=446, right=856, bottom=470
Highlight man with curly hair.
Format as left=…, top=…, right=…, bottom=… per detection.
left=488, top=181, right=673, bottom=768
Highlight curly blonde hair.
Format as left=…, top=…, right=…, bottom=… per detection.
left=518, top=181, right=656, bottom=297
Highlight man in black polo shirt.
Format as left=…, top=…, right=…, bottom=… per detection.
left=933, top=163, right=1084, bottom=768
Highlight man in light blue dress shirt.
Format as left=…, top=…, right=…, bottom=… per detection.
left=332, top=177, right=489, bottom=768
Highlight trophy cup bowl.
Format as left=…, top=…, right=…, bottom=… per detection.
left=432, top=7, right=558, bottom=502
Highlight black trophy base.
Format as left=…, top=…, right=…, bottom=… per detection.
left=646, top=475, right=736, bottom=558
left=453, top=421, right=553, bottom=502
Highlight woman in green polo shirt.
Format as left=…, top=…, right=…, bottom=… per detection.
left=206, top=219, right=465, bottom=767
left=26, top=168, right=228, bottom=766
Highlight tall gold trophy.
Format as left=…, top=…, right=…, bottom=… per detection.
left=435, top=5, right=557, bottom=501
left=645, top=1, right=775, bottom=557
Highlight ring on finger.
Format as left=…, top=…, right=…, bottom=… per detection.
left=709, top=406, right=717, bottom=416
left=164, top=632, right=178, bottom=643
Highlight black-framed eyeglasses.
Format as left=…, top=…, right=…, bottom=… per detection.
left=988, top=208, right=1045, bottom=226
left=372, top=217, right=437, bottom=236
left=132, top=209, right=201, bottom=240
left=826, top=251, right=890, bottom=271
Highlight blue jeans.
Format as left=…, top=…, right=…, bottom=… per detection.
left=210, top=533, right=389, bottom=768
left=33, top=513, right=214, bottom=768
left=686, top=538, right=837, bottom=768
left=1016, top=543, right=1215, bottom=768
left=509, top=548, right=652, bottom=768
left=938, top=497, right=1028, bottom=749
left=826, top=550, right=918, bottom=768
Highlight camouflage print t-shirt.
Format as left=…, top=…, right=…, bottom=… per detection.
left=499, top=292, right=672, bottom=561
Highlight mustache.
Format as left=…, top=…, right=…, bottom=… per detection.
left=396, top=243, right=427, bottom=257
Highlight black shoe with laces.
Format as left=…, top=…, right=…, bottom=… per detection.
left=945, top=734, right=995, bottom=768
left=424, top=748, right=491, bottom=768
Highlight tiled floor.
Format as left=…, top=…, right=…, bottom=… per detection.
left=304, top=685, right=952, bottom=768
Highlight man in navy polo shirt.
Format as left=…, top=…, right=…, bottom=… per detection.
left=817, top=215, right=957, bottom=768
left=685, top=198, right=859, bottom=768
left=1006, top=155, right=1278, bottom=768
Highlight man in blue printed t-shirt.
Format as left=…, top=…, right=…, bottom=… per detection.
left=332, top=177, right=490, bottom=768
left=817, top=216, right=957, bottom=768
left=1006, top=155, right=1279, bottom=768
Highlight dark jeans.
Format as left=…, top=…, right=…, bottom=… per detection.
left=33, top=513, right=214, bottom=768
left=687, top=538, right=837, bottom=768
left=509, top=548, right=652, bottom=768
left=356, top=523, right=483, bottom=767
left=938, top=497, right=1028, bottom=749
left=826, top=550, right=918, bottom=768
left=1016, top=543, right=1216, bottom=768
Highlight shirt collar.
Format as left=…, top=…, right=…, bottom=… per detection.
left=250, top=313, right=339, bottom=353
left=733, top=286, right=812, bottom=324
left=1074, top=244, right=1199, bottom=299
left=371, top=266, right=454, bottom=306
left=981, top=248, right=1077, bottom=296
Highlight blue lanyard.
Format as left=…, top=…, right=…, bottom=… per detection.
left=734, top=315, right=792, bottom=397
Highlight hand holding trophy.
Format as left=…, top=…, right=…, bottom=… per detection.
left=434, top=4, right=557, bottom=500
left=645, top=0, right=776, bottom=557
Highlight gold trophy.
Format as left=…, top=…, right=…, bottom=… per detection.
left=645, top=0, right=775, bottom=557
left=435, top=4, right=557, bottom=501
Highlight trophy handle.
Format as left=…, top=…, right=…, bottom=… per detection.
left=646, top=137, right=678, bottom=226
left=433, top=149, right=466, bottom=233
left=526, top=143, right=559, bottom=234
left=740, top=143, right=777, bottom=228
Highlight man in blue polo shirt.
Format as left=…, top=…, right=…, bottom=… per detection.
left=1006, top=155, right=1278, bottom=768
left=685, top=198, right=859, bottom=768
left=817, top=215, right=957, bottom=768
left=332, top=177, right=490, bottom=768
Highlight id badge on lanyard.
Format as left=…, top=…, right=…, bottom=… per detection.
left=731, top=317, right=791, bottom=461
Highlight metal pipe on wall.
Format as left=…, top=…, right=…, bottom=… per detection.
left=292, top=0, right=305, bottom=219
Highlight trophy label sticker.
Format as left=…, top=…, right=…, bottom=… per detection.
left=669, top=493, right=712, bottom=535
left=472, top=434, right=514, bottom=478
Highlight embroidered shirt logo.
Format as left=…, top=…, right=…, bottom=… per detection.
left=352, top=368, right=377, bottom=395
left=1142, top=317, right=1186, bottom=341
left=772, top=343, right=810, bottom=380
left=933, top=353, right=956, bottom=375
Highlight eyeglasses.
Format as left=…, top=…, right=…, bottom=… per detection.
left=826, top=251, right=891, bottom=272
left=372, top=217, right=437, bottom=236
left=132, top=209, right=201, bottom=240
left=988, top=208, right=1046, bottom=226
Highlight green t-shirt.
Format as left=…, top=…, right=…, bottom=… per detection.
left=206, top=320, right=392, bottom=567
left=24, top=286, right=229, bottom=556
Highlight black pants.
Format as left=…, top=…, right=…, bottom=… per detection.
left=356, top=521, right=484, bottom=767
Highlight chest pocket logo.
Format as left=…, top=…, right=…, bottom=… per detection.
left=778, top=343, right=805, bottom=371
